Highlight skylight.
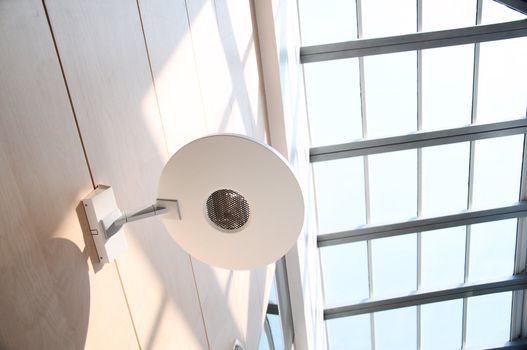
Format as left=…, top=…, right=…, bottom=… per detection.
left=298, top=0, right=527, bottom=348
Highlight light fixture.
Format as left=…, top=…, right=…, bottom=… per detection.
left=82, top=134, right=305, bottom=270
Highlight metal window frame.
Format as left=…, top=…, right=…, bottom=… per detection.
left=300, top=19, right=527, bottom=63
left=494, top=0, right=527, bottom=15
left=274, top=258, right=294, bottom=349
left=318, top=202, right=527, bottom=247
left=263, top=315, right=276, bottom=350
left=324, top=274, right=527, bottom=319
left=310, top=118, right=527, bottom=162
left=301, top=2, right=527, bottom=348
left=511, top=135, right=527, bottom=339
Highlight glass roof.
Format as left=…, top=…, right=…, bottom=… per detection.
left=299, top=0, right=527, bottom=348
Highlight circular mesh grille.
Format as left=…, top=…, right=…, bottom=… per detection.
left=206, top=189, right=250, bottom=231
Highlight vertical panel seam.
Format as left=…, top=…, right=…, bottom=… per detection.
left=183, top=0, right=210, bottom=133
left=115, top=261, right=144, bottom=350
left=42, top=2, right=144, bottom=349
left=134, top=0, right=170, bottom=158
left=182, top=1, right=211, bottom=347
left=189, top=256, right=212, bottom=350
left=41, top=0, right=95, bottom=188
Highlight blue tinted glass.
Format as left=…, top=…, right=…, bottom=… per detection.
left=421, top=300, right=463, bottom=350
left=372, top=234, right=417, bottom=297
left=375, top=307, right=417, bottom=350
left=313, top=158, right=366, bottom=234
left=466, top=292, right=512, bottom=348
left=327, top=315, right=371, bottom=349
left=421, top=227, right=465, bottom=290
left=321, top=242, right=369, bottom=307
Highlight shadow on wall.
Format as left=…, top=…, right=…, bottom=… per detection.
left=0, top=237, right=90, bottom=350
left=0, top=0, right=271, bottom=348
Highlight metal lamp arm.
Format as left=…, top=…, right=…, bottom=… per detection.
left=105, top=199, right=180, bottom=238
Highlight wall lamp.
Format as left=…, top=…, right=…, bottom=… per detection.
left=82, top=134, right=305, bottom=270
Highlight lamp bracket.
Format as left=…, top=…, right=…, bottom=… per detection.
left=82, top=185, right=180, bottom=264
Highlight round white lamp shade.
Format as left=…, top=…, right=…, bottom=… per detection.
left=158, top=134, right=305, bottom=270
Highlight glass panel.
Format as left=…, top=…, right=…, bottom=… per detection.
left=267, top=314, right=284, bottom=350
left=364, top=52, right=417, bottom=139
left=466, top=292, right=512, bottom=348
left=421, top=227, right=465, bottom=290
left=422, top=0, right=477, bottom=31
left=321, top=242, right=369, bottom=307
left=481, top=0, right=526, bottom=24
left=369, top=150, right=417, bottom=224
left=258, top=323, right=271, bottom=350
left=372, top=234, right=417, bottom=297
left=478, top=0, right=527, bottom=124
left=326, top=314, right=371, bottom=350
left=375, top=307, right=417, bottom=350
left=362, top=0, right=416, bottom=38
left=422, top=142, right=470, bottom=217
left=304, top=59, right=363, bottom=147
left=472, top=135, right=523, bottom=210
left=421, top=45, right=474, bottom=131
left=469, top=219, right=517, bottom=282
left=476, top=37, right=527, bottom=123
left=421, top=299, right=463, bottom=350
left=298, top=0, right=357, bottom=46
left=313, top=157, right=366, bottom=234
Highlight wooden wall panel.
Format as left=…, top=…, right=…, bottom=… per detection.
left=139, top=0, right=273, bottom=347
left=137, top=0, right=206, bottom=155
left=0, top=0, right=138, bottom=349
left=183, top=0, right=273, bottom=348
left=43, top=0, right=208, bottom=349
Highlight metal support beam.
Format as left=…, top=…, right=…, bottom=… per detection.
left=511, top=136, right=527, bottom=339
left=318, top=202, right=527, bottom=247
left=300, top=19, right=527, bottom=63
left=267, top=303, right=279, bottom=315
left=274, top=258, right=294, bottom=349
left=481, top=338, right=527, bottom=349
left=310, top=118, right=527, bottom=162
left=494, top=0, right=527, bottom=15
left=263, top=316, right=276, bottom=350
left=324, top=274, right=527, bottom=319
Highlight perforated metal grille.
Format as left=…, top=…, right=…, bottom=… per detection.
left=206, top=189, right=250, bottom=231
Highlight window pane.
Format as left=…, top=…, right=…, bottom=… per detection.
left=321, top=242, right=369, bottom=307
left=364, top=52, right=417, bottom=139
left=362, top=0, right=416, bottom=38
left=466, top=292, right=512, bottom=348
left=267, top=314, right=284, bottom=350
left=481, top=0, right=526, bottom=25
left=375, top=307, right=417, bottom=350
left=472, top=135, right=523, bottom=210
left=372, top=234, right=417, bottom=297
left=304, top=59, right=363, bottom=147
left=422, top=0, right=476, bottom=31
left=369, top=150, right=417, bottom=224
left=476, top=37, right=527, bottom=123
left=327, top=315, right=371, bottom=350
left=258, top=324, right=271, bottom=350
left=299, top=0, right=357, bottom=46
left=313, top=157, right=366, bottom=234
left=421, top=227, right=466, bottom=290
left=422, top=45, right=474, bottom=131
left=421, top=299, right=463, bottom=350
left=422, top=143, right=470, bottom=217
left=478, top=0, right=527, bottom=124
left=469, top=219, right=517, bottom=282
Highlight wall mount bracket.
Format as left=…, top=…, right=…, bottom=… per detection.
left=82, top=185, right=180, bottom=264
